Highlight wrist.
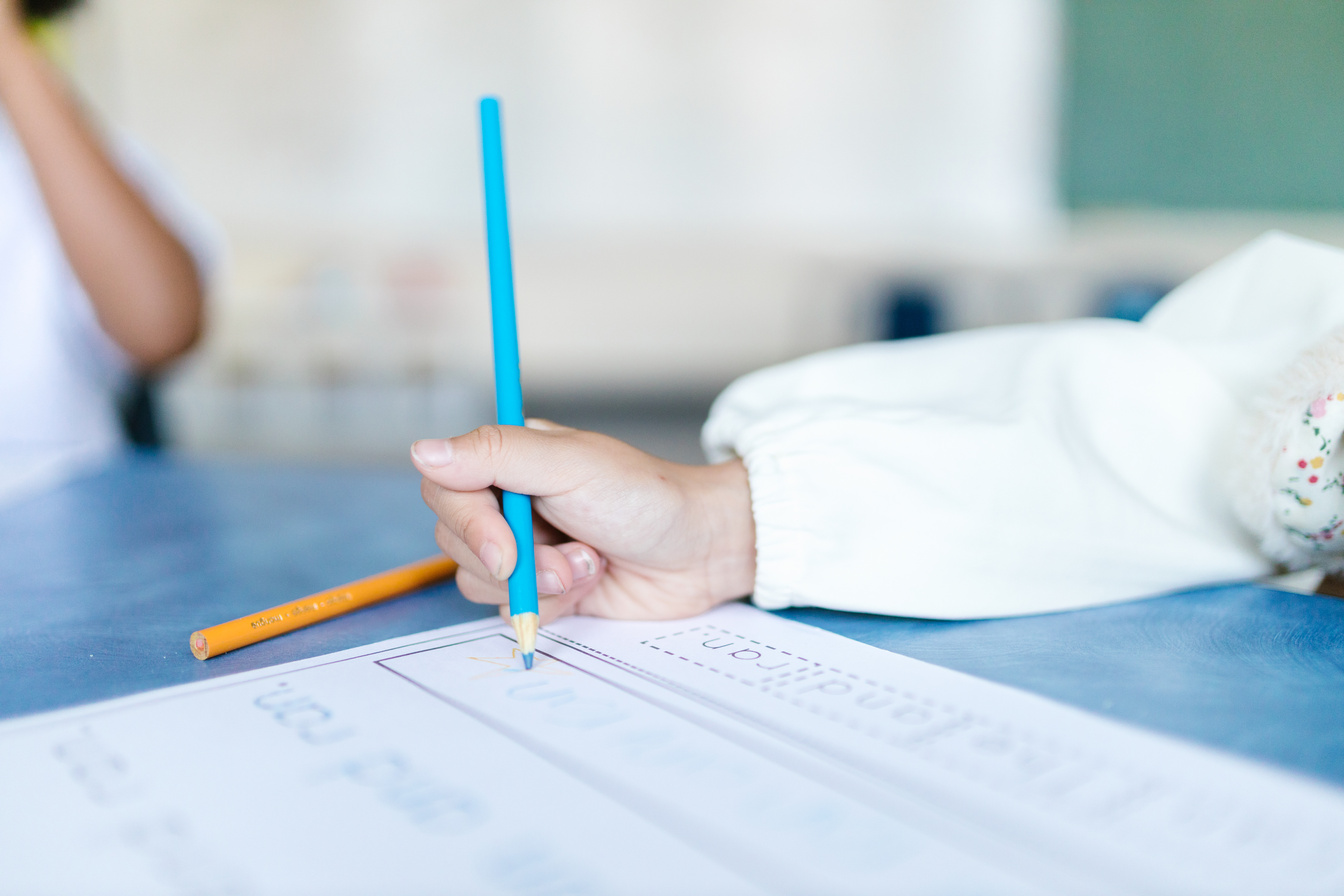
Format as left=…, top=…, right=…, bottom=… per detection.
left=694, top=458, right=757, bottom=604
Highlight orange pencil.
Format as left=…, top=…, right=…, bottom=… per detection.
left=190, top=555, right=459, bottom=660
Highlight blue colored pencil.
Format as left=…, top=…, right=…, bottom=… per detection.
left=479, top=96, right=539, bottom=669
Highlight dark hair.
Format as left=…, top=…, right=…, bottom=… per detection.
left=22, top=0, right=85, bottom=21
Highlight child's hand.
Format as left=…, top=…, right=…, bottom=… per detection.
left=412, top=420, right=756, bottom=625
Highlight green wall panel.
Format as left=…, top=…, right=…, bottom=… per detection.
left=1063, top=0, right=1344, bottom=209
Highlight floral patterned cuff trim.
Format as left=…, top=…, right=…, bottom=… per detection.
left=1273, top=391, right=1344, bottom=551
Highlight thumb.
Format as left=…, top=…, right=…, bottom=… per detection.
left=411, top=423, right=597, bottom=495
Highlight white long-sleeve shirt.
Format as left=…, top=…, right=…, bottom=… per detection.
left=703, top=233, right=1344, bottom=618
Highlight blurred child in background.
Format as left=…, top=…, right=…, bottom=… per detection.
left=0, top=0, right=212, bottom=503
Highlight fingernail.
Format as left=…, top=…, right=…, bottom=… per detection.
left=538, top=569, right=566, bottom=594
left=566, top=548, right=597, bottom=580
left=479, top=541, right=503, bottom=579
left=411, top=439, right=453, bottom=468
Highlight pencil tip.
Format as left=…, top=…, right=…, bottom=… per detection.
left=510, top=612, right=539, bottom=669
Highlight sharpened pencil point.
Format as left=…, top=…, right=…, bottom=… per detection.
left=510, top=612, right=538, bottom=670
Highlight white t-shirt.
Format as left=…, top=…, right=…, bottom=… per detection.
left=704, top=233, right=1344, bottom=618
left=0, top=109, right=213, bottom=506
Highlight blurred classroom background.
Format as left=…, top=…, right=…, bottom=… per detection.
left=56, top=0, right=1344, bottom=464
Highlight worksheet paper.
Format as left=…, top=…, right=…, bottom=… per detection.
left=2, top=603, right=1342, bottom=895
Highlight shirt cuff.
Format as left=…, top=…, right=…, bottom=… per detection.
left=739, top=448, right=810, bottom=611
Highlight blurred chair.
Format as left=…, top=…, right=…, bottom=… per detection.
left=118, top=376, right=164, bottom=450
left=1098, top=282, right=1171, bottom=322
left=880, top=283, right=943, bottom=340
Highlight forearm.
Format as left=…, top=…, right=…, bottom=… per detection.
left=0, top=22, right=201, bottom=369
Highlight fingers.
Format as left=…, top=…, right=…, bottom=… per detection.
left=496, top=551, right=603, bottom=627
left=413, top=421, right=616, bottom=624
left=533, top=543, right=574, bottom=595
left=450, top=536, right=605, bottom=613
left=533, top=543, right=606, bottom=625
left=532, top=512, right=565, bottom=546
left=556, top=542, right=602, bottom=583
left=420, top=475, right=593, bottom=582
left=456, top=566, right=507, bottom=606
left=523, top=418, right=570, bottom=432
left=440, top=535, right=573, bottom=603
left=411, top=423, right=603, bottom=498
left=423, top=478, right=512, bottom=579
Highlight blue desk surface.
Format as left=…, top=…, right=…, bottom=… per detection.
left=3, top=454, right=1343, bottom=791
